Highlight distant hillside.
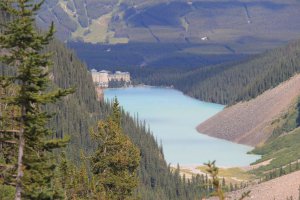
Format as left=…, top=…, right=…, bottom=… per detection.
left=68, top=41, right=248, bottom=69
left=38, top=0, right=300, bottom=44
left=39, top=0, right=300, bottom=54
left=128, top=38, right=300, bottom=105
left=197, top=73, right=300, bottom=146
left=188, top=39, right=300, bottom=104
left=42, top=0, right=300, bottom=94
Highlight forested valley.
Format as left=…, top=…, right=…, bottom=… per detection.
left=0, top=2, right=216, bottom=199
left=2, top=1, right=300, bottom=199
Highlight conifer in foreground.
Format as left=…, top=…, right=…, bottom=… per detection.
left=90, top=98, right=140, bottom=200
left=0, top=0, right=73, bottom=199
left=205, top=161, right=251, bottom=200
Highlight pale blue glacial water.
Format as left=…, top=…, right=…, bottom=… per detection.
left=105, top=87, right=260, bottom=167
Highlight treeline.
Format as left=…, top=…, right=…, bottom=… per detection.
left=68, top=42, right=247, bottom=70
left=0, top=3, right=209, bottom=199
left=130, top=40, right=300, bottom=105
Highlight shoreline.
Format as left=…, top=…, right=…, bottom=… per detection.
left=172, top=158, right=272, bottom=174
left=103, top=84, right=175, bottom=90
left=105, top=84, right=225, bottom=107
left=172, top=164, right=256, bottom=183
left=171, top=159, right=273, bottom=183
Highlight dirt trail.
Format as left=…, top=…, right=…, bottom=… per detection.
left=197, top=73, right=300, bottom=147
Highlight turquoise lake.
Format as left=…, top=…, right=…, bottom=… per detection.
left=105, top=87, right=260, bottom=167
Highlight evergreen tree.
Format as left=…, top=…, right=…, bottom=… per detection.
left=205, top=161, right=225, bottom=200
left=205, top=161, right=250, bottom=200
left=57, top=151, right=92, bottom=200
left=0, top=0, right=73, bottom=199
left=0, top=84, right=19, bottom=193
left=57, top=152, right=71, bottom=199
left=90, top=98, right=140, bottom=200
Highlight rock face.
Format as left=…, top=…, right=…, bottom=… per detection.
left=197, top=73, right=300, bottom=147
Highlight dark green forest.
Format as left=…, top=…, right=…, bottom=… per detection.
left=68, top=42, right=248, bottom=69
left=132, top=40, right=300, bottom=105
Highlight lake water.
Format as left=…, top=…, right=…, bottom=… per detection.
left=105, top=87, right=260, bottom=167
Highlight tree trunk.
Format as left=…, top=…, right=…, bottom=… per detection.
left=15, top=106, right=25, bottom=200
left=15, top=127, right=24, bottom=200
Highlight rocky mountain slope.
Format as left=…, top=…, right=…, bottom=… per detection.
left=38, top=0, right=300, bottom=54
left=222, top=170, right=300, bottom=199
left=197, top=73, right=300, bottom=146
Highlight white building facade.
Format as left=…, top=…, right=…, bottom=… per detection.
left=91, top=69, right=131, bottom=88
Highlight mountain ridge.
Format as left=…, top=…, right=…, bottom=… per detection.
left=38, top=0, right=300, bottom=55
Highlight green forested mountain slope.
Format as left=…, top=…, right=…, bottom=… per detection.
left=187, top=40, right=300, bottom=104
left=132, top=39, right=300, bottom=105
left=45, top=40, right=102, bottom=154
left=0, top=10, right=207, bottom=199
left=186, top=39, right=300, bottom=104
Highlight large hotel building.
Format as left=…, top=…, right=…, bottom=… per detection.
left=91, top=69, right=131, bottom=88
